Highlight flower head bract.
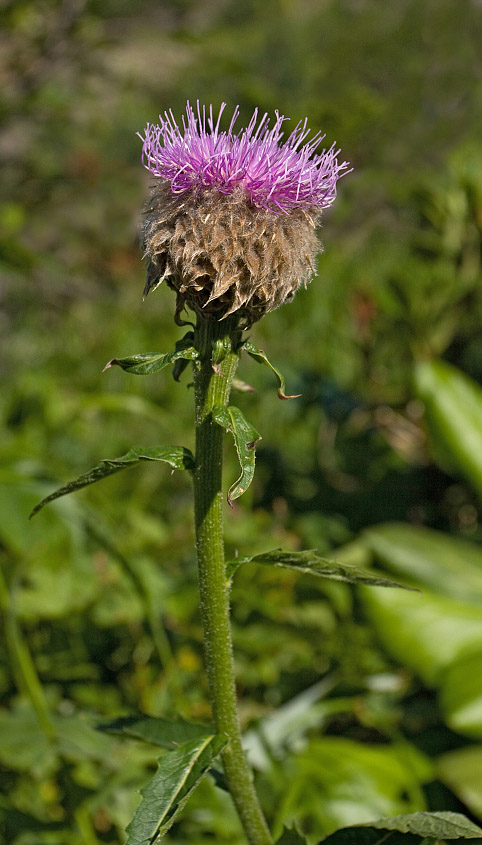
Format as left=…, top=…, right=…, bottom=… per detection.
left=139, top=102, right=350, bottom=323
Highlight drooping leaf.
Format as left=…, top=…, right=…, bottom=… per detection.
left=126, top=734, right=226, bottom=845
left=322, top=812, right=482, bottom=845
left=103, top=345, right=198, bottom=376
left=30, top=446, right=194, bottom=517
left=243, top=341, right=301, bottom=400
left=226, top=549, right=415, bottom=590
left=414, top=358, right=482, bottom=500
left=212, top=405, right=261, bottom=504
left=101, top=716, right=211, bottom=749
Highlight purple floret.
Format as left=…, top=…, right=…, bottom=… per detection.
left=139, top=101, right=351, bottom=215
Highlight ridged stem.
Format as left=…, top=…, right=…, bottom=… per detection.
left=192, top=315, right=272, bottom=845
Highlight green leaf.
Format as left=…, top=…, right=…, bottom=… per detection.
left=212, top=405, right=261, bottom=504
left=30, top=446, right=194, bottom=517
left=322, top=812, right=482, bottom=845
left=439, top=649, right=482, bottom=738
left=437, top=745, right=482, bottom=820
left=226, top=549, right=415, bottom=590
left=271, top=737, right=431, bottom=844
left=361, top=586, right=482, bottom=685
left=361, top=522, right=482, bottom=605
left=103, top=344, right=198, bottom=376
left=101, top=716, right=211, bottom=749
left=414, top=358, right=482, bottom=500
left=243, top=341, right=301, bottom=400
left=126, top=734, right=226, bottom=845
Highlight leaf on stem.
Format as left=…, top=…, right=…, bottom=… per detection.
left=100, top=716, right=211, bottom=749
left=212, top=405, right=261, bottom=505
left=321, top=811, right=482, bottom=845
left=103, top=337, right=198, bottom=377
left=243, top=341, right=301, bottom=400
left=29, top=446, right=194, bottom=518
left=225, top=549, right=416, bottom=590
left=126, top=734, right=226, bottom=845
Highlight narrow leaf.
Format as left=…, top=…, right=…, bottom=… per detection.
left=104, top=344, right=198, bottom=376
left=126, top=734, right=226, bottom=845
left=226, top=549, right=416, bottom=590
left=30, top=446, right=194, bottom=518
left=101, top=716, right=211, bottom=749
left=212, top=405, right=261, bottom=504
left=322, top=812, right=482, bottom=845
left=244, top=341, right=301, bottom=400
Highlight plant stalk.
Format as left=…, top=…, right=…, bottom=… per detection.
left=192, top=315, right=272, bottom=845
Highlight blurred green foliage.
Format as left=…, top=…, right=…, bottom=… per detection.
left=2, top=0, right=482, bottom=842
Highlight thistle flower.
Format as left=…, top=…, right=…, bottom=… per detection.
left=139, top=102, right=350, bottom=324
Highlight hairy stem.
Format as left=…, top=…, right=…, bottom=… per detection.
left=192, top=316, right=272, bottom=845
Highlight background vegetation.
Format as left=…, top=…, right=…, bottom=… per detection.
left=2, top=0, right=482, bottom=842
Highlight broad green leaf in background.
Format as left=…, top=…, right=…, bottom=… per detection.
left=360, top=522, right=482, bottom=604
left=437, top=746, right=482, bottom=820
left=439, top=649, right=482, bottom=738
left=126, top=734, right=226, bottom=845
left=29, top=446, right=195, bottom=517
left=270, top=737, right=431, bottom=844
left=360, top=586, right=482, bottom=685
left=103, top=341, right=198, bottom=376
left=102, top=716, right=212, bottom=749
left=212, top=405, right=261, bottom=504
left=321, top=811, right=482, bottom=845
left=243, top=341, right=301, bottom=399
left=414, top=358, right=482, bottom=499
left=226, top=549, right=414, bottom=590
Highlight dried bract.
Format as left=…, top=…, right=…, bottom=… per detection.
left=139, top=102, right=350, bottom=323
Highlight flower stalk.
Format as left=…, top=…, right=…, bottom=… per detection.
left=192, top=314, right=273, bottom=845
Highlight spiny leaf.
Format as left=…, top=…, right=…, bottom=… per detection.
left=226, top=549, right=416, bottom=590
left=212, top=405, right=261, bottom=504
left=243, top=341, right=301, bottom=399
left=321, top=811, right=482, bottom=845
left=103, top=341, right=198, bottom=376
left=126, top=734, right=226, bottom=845
left=30, top=447, right=194, bottom=518
left=101, top=716, right=211, bottom=749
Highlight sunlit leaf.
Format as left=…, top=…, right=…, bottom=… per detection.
left=243, top=341, right=301, bottom=399
left=103, top=345, right=198, bottom=376
left=414, top=358, right=482, bottom=500
left=226, top=549, right=415, bottom=590
left=440, top=650, right=482, bottom=738
left=322, top=811, right=482, bottom=844
left=437, top=746, right=482, bottom=820
left=30, top=446, right=194, bottom=517
left=361, top=587, right=482, bottom=684
left=126, top=734, right=226, bottom=844
left=361, top=522, right=482, bottom=604
left=212, top=405, right=261, bottom=504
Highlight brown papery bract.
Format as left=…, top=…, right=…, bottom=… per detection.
left=142, top=181, right=323, bottom=326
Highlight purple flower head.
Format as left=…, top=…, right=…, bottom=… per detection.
left=139, top=101, right=351, bottom=215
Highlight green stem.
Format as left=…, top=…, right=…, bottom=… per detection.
left=192, top=316, right=272, bottom=845
left=0, top=563, right=54, bottom=737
